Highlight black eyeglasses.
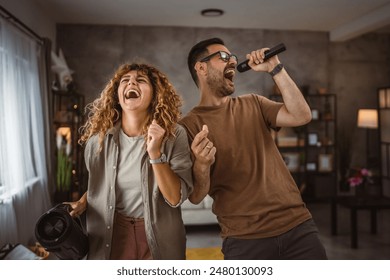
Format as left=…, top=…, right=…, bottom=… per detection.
left=200, top=51, right=238, bottom=63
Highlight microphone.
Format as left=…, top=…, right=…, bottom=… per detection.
left=236, top=43, right=286, bottom=73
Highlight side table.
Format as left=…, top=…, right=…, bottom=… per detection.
left=331, top=196, right=390, bottom=248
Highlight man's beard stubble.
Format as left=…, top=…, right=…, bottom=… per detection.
left=206, top=67, right=235, bottom=97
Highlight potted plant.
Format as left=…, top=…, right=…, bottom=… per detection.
left=55, top=127, right=72, bottom=201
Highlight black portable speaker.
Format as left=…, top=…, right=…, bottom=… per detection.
left=35, top=203, right=88, bottom=260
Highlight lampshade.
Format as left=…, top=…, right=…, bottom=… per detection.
left=57, top=127, right=71, bottom=143
left=357, top=109, right=378, bottom=129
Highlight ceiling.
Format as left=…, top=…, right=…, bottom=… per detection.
left=33, top=0, right=390, bottom=41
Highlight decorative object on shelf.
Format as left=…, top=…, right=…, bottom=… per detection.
left=56, top=127, right=72, bottom=192
left=51, top=49, right=74, bottom=92
left=311, top=109, right=319, bottom=120
left=316, top=87, right=328, bottom=95
left=320, top=136, right=333, bottom=146
left=282, top=153, right=300, bottom=172
left=277, top=136, right=299, bottom=147
left=357, top=109, right=378, bottom=167
left=306, top=162, right=317, bottom=171
left=308, top=132, right=319, bottom=146
left=323, top=99, right=333, bottom=120
left=318, top=154, right=333, bottom=172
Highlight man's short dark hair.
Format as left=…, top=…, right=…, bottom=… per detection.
left=187, top=38, right=225, bottom=86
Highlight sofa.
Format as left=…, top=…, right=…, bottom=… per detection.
left=181, top=195, right=218, bottom=225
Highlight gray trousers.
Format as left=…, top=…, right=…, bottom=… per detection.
left=222, top=219, right=328, bottom=260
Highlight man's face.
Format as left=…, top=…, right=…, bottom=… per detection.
left=202, top=44, right=237, bottom=97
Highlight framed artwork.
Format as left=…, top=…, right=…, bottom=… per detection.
left=308, top=132, right=318, bottom=146
left=318, top=154, right=333, bottom=172
left=282, top=153, right=300, bottom=172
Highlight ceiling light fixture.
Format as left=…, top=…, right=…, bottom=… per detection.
left=201, top=9, right=224, bottom=17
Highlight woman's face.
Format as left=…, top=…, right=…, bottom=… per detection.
left=117, top=70, right=153, bottom=114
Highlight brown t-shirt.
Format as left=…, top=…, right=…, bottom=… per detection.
left=179, top=94, right=312, bottom=239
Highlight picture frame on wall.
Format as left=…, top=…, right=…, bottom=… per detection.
left=318, top=154, right=333, bottom=172
left=282, top=153, right=300, bottom=172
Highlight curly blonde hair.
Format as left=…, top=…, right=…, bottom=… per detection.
left=79, top=63, right=182, bottom=150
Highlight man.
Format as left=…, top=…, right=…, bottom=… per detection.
left=179, top=38, right=327, bottom=260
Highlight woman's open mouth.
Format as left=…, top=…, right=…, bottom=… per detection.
left=124, top=89, right=140, bottom=99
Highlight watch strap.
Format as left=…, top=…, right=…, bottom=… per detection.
left=269, top=63, right=284, bottom=77
left=149, top=153, right=167, bottom=164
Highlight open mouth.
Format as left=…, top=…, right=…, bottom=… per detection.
left=124, top=89, right=140, bottom=99
left=224, top=68, right=235, bottom=82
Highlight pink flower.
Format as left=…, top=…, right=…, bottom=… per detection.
left=348, top=177, right=363, bottom=187
left=360, top=168, right=369, bottom=176
left=347, top=167, right=372, bottom=188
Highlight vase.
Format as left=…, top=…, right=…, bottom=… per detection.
left=339, top=180, right=350, bottom=192
left=354, top=183, right=367, bottom=198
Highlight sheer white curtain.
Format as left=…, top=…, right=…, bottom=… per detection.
left=0, top=17, right=51, bottom=245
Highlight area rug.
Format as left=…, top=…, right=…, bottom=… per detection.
left=186, top=247, right=223, bottom=260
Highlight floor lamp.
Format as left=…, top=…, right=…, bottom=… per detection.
left=357, top=109, right=378, bottom=167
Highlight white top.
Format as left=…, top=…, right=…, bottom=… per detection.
left=115, top=129, right=145, bottom=218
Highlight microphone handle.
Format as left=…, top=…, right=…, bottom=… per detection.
left=236, top=43, right=286, bottom=73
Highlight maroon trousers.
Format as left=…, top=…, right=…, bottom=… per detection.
left=109, top=211, right=152, bottom=260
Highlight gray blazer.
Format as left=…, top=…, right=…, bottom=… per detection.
left=84, top=123, right=193, bottom=259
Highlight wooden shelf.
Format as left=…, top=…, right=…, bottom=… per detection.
left=270, top=93, right=337, bottom=201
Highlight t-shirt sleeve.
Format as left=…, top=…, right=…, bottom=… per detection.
left=254, top=94, right=283, bottom=129
left=178, top=115, right=200, bottom=143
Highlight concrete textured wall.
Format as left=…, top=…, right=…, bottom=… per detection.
left=330, top=34, right=390, bottom=167
left=57, top=25, right=333, bottom=113
left=56, top=24, right=390, bottom=174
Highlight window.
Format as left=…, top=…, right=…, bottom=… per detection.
left=0, top=17, right=47, bottom=199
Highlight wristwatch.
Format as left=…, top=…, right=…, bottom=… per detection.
left=149, top=153, right=167, bottom=164
left=269, top=63, right=284, bottom=77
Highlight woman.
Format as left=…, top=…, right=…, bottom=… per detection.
left=66, top=63, right=193, bottom=260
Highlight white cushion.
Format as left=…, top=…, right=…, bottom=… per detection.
left=203, top=195, right=214, bottom=208
left=181, top=199, right=204, bottom=209
left=181, top=195, right=217, bottom=225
